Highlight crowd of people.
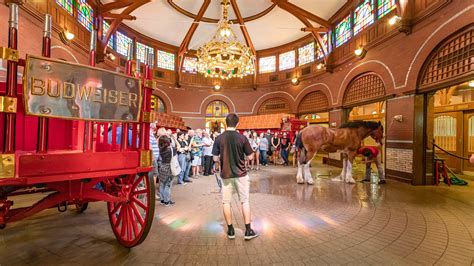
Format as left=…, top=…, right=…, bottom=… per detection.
left=148, top=125, right=300, bottom=207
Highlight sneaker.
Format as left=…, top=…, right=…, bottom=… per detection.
left=164, top=201, right=172, bottom=207
left=160, top=200, right=165, bottom=205
left=361, top=179, right=371, bottom=183
left=227, top=227, right=235, bottom=240
left=168, top=200, right=176, bottom=205
left=378, top=180, right=386, bottom=184
left=184, top=180, right=193, bottom=183
left=244, top=229, right=259, bottom=241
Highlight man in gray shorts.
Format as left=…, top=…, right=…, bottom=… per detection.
left=212, top=113, right=258, bottom=240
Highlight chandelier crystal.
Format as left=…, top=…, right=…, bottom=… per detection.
left=196, top=0, right=255, bottom=80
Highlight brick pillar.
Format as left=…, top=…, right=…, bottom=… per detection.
left=385, top=95, right=416, bottom=183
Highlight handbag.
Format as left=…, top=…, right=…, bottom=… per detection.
left=170, top=147, right=181, bottom=176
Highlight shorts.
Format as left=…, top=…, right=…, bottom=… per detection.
left=221, top=175, right=250, bottom=204
left=191, top=156, right=202, bottom=166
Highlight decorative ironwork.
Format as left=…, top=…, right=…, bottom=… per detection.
left=420, top=27, right=474, bottom=89
left=343, top=73, right=386, bottom=106
left=298, top=91, right=329, bottom=114
left=257, top=98, right=291, bottom=115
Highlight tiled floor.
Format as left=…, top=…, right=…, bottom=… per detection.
left=1, top=162, right=474, bottom=265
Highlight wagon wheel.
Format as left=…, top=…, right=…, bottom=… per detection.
left=75, top=203, right=88, bottom=213
left=106, top=173, right=155, bottom=248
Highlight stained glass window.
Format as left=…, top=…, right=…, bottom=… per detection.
left=259, top=56, right=276, bottom=73
left=183, top=57, right=197, bottom=73
left=116, top=31, right=132, bottom=57
left=316, top=33, right=328, bottom=59
left=354, top=0, right=374, bottom=35
left=279, top=51, right=295, bottom=71
left=102, top=21, right=114, bottom=49
left=206, top=101, right=229, bottom=117
left=335, top=15, right=352, bottom=48
left=56, top=0, right=73, bottom=15
left=136, top=42, right=154, bottom=66
left=378, top=0, right=397, bottom=18
left=157, top=50, right=175, bottom=70
left=76, top=0, right=94, bottom=32
left=298, top=42, right=315, bottom=66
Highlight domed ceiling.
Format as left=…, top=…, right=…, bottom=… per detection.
left=100, top=0, right=346, bottom=50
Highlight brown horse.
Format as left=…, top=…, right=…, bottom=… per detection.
left=295, top=121, right=384, bottom=184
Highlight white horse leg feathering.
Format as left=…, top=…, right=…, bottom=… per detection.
left=303, top=159, right=314, bottom=185
left=332, top=156, right=346, bottom=182
left=345, top=159, right=356, bottom=184
left=296, top=162, right=304, bottom=184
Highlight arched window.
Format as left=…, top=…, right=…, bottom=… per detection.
left=151, top=95, right=165, bottom=113
left=343, top=73, right=386, bottom=106
left=206, top=101, right=229, bottom=117
left=297, top=91, right=329, bottom=114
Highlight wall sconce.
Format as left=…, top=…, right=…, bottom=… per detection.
left=106, top=53, right=116, bottom=61
left=388, top=16, right=401, bottom=25
left=291, top=77, right=299, bottom=85
left=59, top=28, right=74, bottom=45
left=354, top=47, right=367, bottom=58
left=393, top=115, right=403, bottom=122
left=316, top=63, right=325, bottom=70
left=214, top=84, right=221, bottom=91
left=469, top=80, right=474, bottom=88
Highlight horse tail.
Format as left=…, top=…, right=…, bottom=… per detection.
left=295, top=132, right=307, bottom=164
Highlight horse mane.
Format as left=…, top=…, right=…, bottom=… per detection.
left=339, top=120, right=381, bottom=130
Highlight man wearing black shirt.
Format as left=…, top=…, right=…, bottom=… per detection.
left=212, top=113, right=259, bottom=240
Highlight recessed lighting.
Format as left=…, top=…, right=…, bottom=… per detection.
left=388, top=16, right=400, bottom=25
left=469, top=80, right=474, bottom=88
left=214, top=85, right=221, bottom=90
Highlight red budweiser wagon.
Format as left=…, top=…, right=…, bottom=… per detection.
left=0, top=3, right=156, bottom=247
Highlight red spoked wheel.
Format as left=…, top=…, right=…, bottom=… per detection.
left=106, top=173, right=155, bottom=248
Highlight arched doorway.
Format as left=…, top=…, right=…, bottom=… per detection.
left=257, top=97, right=291, bottom=115
left=298, top=91, right=330, bottom=127
left=343, top=72, right=387, bottom=168
left=420, top=25, right=474, bottom=177
left=205, top=100, right=229, bottom=133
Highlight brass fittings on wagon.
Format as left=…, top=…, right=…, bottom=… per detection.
left=0, top=154, right=15, bottom=178
left=0, top=47, right=19, bottom=62
left=0, top=96, right=17, bottom=113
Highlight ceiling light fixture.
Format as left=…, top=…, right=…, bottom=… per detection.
left=469, top=80, right=474, bottom=88
left=196, top=0, right=255, bottom=80
left=214, top=84, right=221, bottom=90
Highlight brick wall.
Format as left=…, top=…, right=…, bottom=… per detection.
left=386, top=148, right=413, bottom=173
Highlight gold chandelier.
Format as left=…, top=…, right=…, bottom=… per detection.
left=196, top=0, right=255, bottom=80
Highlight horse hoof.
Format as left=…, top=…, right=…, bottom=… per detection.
left=346, top=178, right=356, bottom=184
left=306, top=181, right=314, bottom=185
left=331, top=177, right=342, bottom=182
left=297, top=180, right=305, bottom=184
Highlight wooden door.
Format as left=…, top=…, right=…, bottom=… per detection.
left=463, top=112, right=474, bottom=173
left=433, top=112, right=462, bottom=172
